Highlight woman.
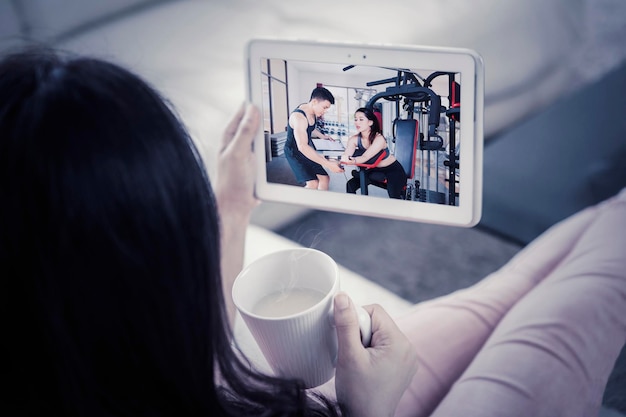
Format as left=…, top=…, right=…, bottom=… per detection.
left=2, top=48, right=625, bottom=417
left=0, top=49, right=415, bottom=416
left=341, top=107, right=407, bottom=198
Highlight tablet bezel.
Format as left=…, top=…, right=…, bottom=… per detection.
left=246, top=38, right=484, bottom=227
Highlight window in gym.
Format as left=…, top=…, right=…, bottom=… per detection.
left=261, top=58, right=289, bottom=135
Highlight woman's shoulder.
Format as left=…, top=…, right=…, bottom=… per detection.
left=374, top=132, right=386, bottom=141
left=372, top=132, right=387, bottom=147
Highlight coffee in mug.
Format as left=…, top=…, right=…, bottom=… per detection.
left=252, top=287, right=327, bottom=317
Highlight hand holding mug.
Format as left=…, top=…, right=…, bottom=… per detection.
left=334, top=295, right=418, bottom=417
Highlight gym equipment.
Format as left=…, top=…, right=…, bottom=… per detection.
left=424, top=71, right=460, bottom=205
left=351, top=119, right=418, bottom=198
left=344, top=66, right=461, bottom=205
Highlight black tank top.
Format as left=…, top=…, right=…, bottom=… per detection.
left=354, top=133, right=389, bottom=165
left=285, top=108, right=315, bottom=152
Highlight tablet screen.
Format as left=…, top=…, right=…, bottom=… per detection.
left=247, top=39, right=483, bottom=226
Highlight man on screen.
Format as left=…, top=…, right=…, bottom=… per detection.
left=283, top=87, right=343, bottom=190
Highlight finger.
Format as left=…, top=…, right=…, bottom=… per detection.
left=224, top=104, right=259, bottom=155
left=220, top=103, right=247, bottom=153
left=361, top=304, right=401, bottom=347
left=231, top=105, right=260, bottom=152
left=334, top=292, right=366, bottom=361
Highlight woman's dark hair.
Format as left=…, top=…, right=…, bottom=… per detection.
left=0, top=48, right=339, bottom=416
left=355, top=107, right=381, bottom=144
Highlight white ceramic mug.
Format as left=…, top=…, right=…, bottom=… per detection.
left=232, top=248, right=372, bottom=388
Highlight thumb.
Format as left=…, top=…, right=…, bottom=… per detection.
left=333, top=292, right=365, bottom=360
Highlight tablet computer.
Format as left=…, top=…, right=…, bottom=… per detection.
left=246, top=38, right=484, bottom=227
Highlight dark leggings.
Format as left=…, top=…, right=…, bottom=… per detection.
left=346, top=160, right=406, bottom=199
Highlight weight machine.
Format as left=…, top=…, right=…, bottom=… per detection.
left=345, top=65, right=460, bottom=205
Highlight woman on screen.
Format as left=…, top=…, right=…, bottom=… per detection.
left=341, top=107, right=407, bottom=198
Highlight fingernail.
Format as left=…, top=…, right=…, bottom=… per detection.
left=335, top=293, right=350, bottom=310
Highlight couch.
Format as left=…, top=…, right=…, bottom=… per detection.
left=2, top=1, right=625, bottom=413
